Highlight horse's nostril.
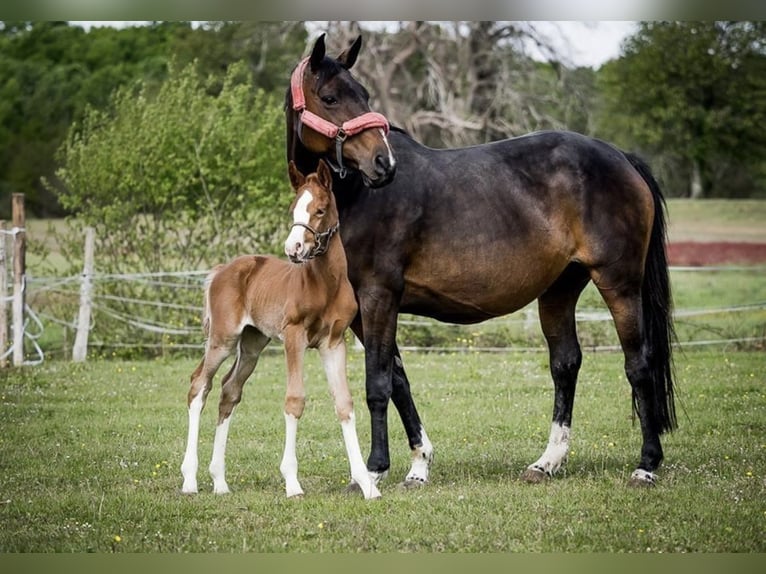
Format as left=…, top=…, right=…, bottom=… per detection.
left=375, top=154, right=389, bottom=174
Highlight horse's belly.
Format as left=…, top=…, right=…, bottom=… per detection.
left=400, top=262, right=563, bottom=324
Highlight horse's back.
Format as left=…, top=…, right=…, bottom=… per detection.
left=340, top=129, right=656, bottom=322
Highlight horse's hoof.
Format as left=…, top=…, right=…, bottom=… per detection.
left=627, top=469, right=656, bottom=488
left=344, top=481, right=362, bottom=495
left=399, top=477, right=427, bottom=490
left=520, top=467, right=550, bottom=484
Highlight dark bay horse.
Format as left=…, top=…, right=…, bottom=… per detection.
left=181, top=160, right=380, bottom=499
left=285, top=34, right=676, bottom=488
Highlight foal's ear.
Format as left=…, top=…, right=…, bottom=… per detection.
left=309, top=33, right=326, bottom=72
left=338, top=35, right=362, bottom=70
left=316, top=159, right=333, bottom=190
left=288, top=161, right=305, bottom=191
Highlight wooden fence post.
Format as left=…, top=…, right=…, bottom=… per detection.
left=12, top=194, right=25, bottom=367
left=0, top=220, right=7, bottom=368
left=72, top=226, right=95, bottom=363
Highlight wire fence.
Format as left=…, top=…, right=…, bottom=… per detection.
left=4, top=263, right=762, bottom=364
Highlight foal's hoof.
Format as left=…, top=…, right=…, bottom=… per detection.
left=520, top=466, right=550, bottom=484
left=627, top=469, right=656, bottom=488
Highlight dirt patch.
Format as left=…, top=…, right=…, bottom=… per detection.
left=667, top=241, right=766, bottom=266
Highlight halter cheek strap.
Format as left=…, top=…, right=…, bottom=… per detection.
left=290, top=221, right=339, bottom=260
left=291, top=58, right=389, bottom=178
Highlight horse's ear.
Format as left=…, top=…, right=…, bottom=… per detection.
left=309, top=33, right=326, bottom=72
left=338, top=35, right=362, bottom=70
left=288, top=161, right=305, bottom=191
left=316, top=159, right=333, bottom=190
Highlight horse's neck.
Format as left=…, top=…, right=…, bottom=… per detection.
left=303, top=231, right=348, bottom=289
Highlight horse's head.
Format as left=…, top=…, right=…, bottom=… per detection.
left=287, top=34, right=396, bottom=188
left=285, top=159, right=340, bottom=263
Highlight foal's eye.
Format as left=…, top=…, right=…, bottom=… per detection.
left=315, top=209, right=326, bottom=217
left=320, top=95, right=338, bottom=106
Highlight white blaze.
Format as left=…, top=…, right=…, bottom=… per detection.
left=285, top=189, right=313, bottom=258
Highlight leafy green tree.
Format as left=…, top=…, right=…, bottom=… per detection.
left=54, top=60, right=288, bottom=273
left=596, top=21, right=766, bottom=198
left=47, top=59, right=289, bottom=355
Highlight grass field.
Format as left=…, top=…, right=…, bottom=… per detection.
left=0, top=349, right=764, bottom=552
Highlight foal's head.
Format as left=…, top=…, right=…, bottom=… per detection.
left=285, top=160, right=339, bottom=264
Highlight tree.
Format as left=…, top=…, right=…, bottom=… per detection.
left=53, top=59, right=288, bottom=274
left=323, top=21, right=576, bottom=148
left=597, top=21, right=766, bottom=198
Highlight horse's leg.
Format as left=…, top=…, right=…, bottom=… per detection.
left=391, top=345, right=433, bottom=487
left=595, top=273, right=665, bottom=486
left=181, top=342, right=232, bottom=494
left=280, top=331, right=307, bottom=497
left=356, top=287, right=400, bottom=483
left=208, top=329, right=270, bottom=494
left=351, top=317, right=432, bottom=487
left=319, top=339, right=381, bottom=499
left=522, top=264, right=590, bottom=483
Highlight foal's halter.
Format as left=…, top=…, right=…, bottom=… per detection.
left=290, top=221, right=339, bottom=260
left=290, top=58, right=389, bottom=178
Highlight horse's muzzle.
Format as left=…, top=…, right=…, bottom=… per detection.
left=364, top=155, right=396, bottom=188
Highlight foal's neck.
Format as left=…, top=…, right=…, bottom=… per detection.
left=304, top=228, right=348, bottom=286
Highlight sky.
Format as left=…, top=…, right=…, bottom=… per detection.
left=528, top=21, right=637, bottom=68
left=72, top=21, right=638, bottom=68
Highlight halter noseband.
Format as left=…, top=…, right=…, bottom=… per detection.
left=290, top=58, right=389, bottom=178
left=290, top=221, right=339, bottom=260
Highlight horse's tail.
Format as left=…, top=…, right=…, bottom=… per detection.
left=625, top=152, right=678, bottom=434
left=201, top=265, right=223, bottom=339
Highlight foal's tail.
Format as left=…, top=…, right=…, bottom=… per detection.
left=625, top=152, right=678, bottom=434
left=201, top=265, right=223, bottom=339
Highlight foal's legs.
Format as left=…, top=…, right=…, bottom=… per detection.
left=181, top=340, right=233, bottom=494
left=208, top=329, right=270, bottom=494
left=523, top=265, right=590, bottom=482
left=280, top=332, right=307, bottom=497
left=319, top=339, right=381, bottom=499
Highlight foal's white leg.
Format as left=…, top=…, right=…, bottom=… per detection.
left=525, top=422, right=571, bottom=478
left=209, top=414, right=233, bottom=494
left=280, top=412, right=304, bottom=497
left=181, top=390, right=205, bottom=493
left=320, top=342, right=381, bottom=499
left=280, top=338, right=306, bottom=498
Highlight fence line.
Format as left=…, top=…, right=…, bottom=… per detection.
left=0, top=263, right=762, bottom=362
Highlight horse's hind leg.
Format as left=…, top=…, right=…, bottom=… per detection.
left=391, top=345, right=433, bottom=488
left=181, top=341, right=232, bottom=494
left=595, top=275, right=664, bottom=486
left=522, top=264, right=589, bottom=483
left=319, top=339, right=381, bottom=499
left=209, top=329, right=270, bottom=494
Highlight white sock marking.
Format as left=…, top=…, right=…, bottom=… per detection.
left=528, top=422, right=570, bottom=476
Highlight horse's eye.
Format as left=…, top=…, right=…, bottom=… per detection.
left=316, top=209, right=326, bottom=217
left=320, top=95, right=337, bottom=106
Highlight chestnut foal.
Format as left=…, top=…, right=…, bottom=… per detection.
left=180, top=160, right=379, bottom=499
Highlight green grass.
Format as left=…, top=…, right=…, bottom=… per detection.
left=0, top=349, right=764, bottom=552
left=666, top=199, right=766, bottom=243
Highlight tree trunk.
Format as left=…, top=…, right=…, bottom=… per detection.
left=690, top=159, right=704, bottom=199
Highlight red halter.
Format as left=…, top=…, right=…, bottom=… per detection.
left=290, top=58, right=389, bottom=177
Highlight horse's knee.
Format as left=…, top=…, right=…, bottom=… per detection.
left=285, top=394, right=305, bottom=419
left=549, top=348, right=582, bottom=384
left=218, top=387, right=243, bottom=422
